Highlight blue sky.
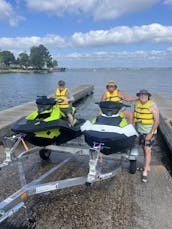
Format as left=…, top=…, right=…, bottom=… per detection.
left=1, top=0, right=172, bottom=68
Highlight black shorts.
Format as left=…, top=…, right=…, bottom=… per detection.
left=139, top=134, right=155, bottom=147
left=60, top=107, right=72, bottom=115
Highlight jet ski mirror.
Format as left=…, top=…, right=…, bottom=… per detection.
left=96, top=101, right=131, bottom=116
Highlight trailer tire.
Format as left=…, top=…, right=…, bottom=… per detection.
left=129, top=160, right=137, bottom=174
left=85, top=182, right=93, bottom=187
left=39, top=149, right=51, bottom=160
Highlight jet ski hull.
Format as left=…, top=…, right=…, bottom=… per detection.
left=84, top=130, right=136, bottom=155
left=12, top=117, right=85, bottom=146
left=25, top=129, right=82, bottom=146
left=81, top=101, right=138, bottom=155
left=11, top=117, right=83, bottom=133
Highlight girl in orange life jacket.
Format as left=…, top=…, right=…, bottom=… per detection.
left=100, top=80, right=137, bottom=124
left=56, top=80, right=75, bottom=126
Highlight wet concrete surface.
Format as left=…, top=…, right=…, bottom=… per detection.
left=0, top=142, right=137, bottom=229
left=0, top=95, right=172, bottom=228
left=0, top=135, right=172, bottom=229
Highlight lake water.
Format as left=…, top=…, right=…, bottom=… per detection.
left=0, top=68, right=172, bottom=112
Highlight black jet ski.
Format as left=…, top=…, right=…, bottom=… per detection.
left=81, top=101, right=138, bottom=155
left=11, top=96, right=85, bottom=146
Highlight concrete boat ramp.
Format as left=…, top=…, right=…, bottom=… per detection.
left=132, top=93, right=172, bottom=229
left=132, top=149, right=172, bottom=229
left=0, top=89, right=172, bottom=228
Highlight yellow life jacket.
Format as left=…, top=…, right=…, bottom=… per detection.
left=56, top=87, right=69, bottom=109
left=134, top=100, right=154, bottom=125
left=105, top=89, right=122, bottom=102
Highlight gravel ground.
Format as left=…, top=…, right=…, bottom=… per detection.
left=0, top=143, right=138, bottom=229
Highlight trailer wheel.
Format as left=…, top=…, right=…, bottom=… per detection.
left=85, top=182, right=93, bottom=187
left=39, top=149, right=51, bottom=160
left=129, top=160, right=137, bottom=174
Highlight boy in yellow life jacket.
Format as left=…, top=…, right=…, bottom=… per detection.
left=56, top=80, right=75, bottom=126
left=101, top=80, right=137, bottom=123
left=134, top=89, right=159, bottom=183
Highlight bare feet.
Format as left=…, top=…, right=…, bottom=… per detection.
left=147, top=165, right=151, bottom=172
left=143, top=170, right=148, bottom=177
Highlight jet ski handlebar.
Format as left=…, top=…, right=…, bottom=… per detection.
left=55, top=98, right=64, bottom=104
left=95, top=101, right=131, bottom=116
left=121, top=104, right=130, bottom=107
left=95, top=101, right=131, bottom=108
left=35, top=96, right=64, bottom=105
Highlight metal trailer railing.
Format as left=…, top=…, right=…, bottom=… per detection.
left=0, top=135, right=138, bottom=223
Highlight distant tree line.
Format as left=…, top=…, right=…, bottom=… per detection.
left=0, top=44, right=58, bottom=70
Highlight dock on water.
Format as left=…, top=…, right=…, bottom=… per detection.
left=153, top=94, right=172, bottom=152
left=0, top=84, right=94, bottom=138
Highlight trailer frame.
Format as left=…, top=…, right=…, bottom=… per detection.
left=0, top=135, right=138, bottom=223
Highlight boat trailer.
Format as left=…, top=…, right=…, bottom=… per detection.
left=0, top=135, right=138, bottom=223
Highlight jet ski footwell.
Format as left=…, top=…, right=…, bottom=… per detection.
left=0, top=135, right=139, bottom=223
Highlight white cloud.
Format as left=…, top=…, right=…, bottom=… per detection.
left=71, top=24, right=172, bottom=47
left=60, top=50, right=171, bottom=60
left=164, top=0, right=172, bottom=4
left=0, top=0, right=24, bottom=26
left=26, top=0, right=160, bottom=20
left=55, top=49, right=172, bottom=67
left=93, top=0, right=159, bottom=20
left=27, top=0, right=95, bottom=16
left=1, top=24, right=172, bottom=50
left=1, top=23, right=172, bottom=50
left=0, top=35, right=66, bottom=50
left=167, top=46, right=172, bottom=51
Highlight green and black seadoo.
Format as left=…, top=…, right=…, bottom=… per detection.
left=11, top=96, right=85, bottom=146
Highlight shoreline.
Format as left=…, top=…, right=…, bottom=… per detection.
left=0, top=68, right=66, bottom=74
